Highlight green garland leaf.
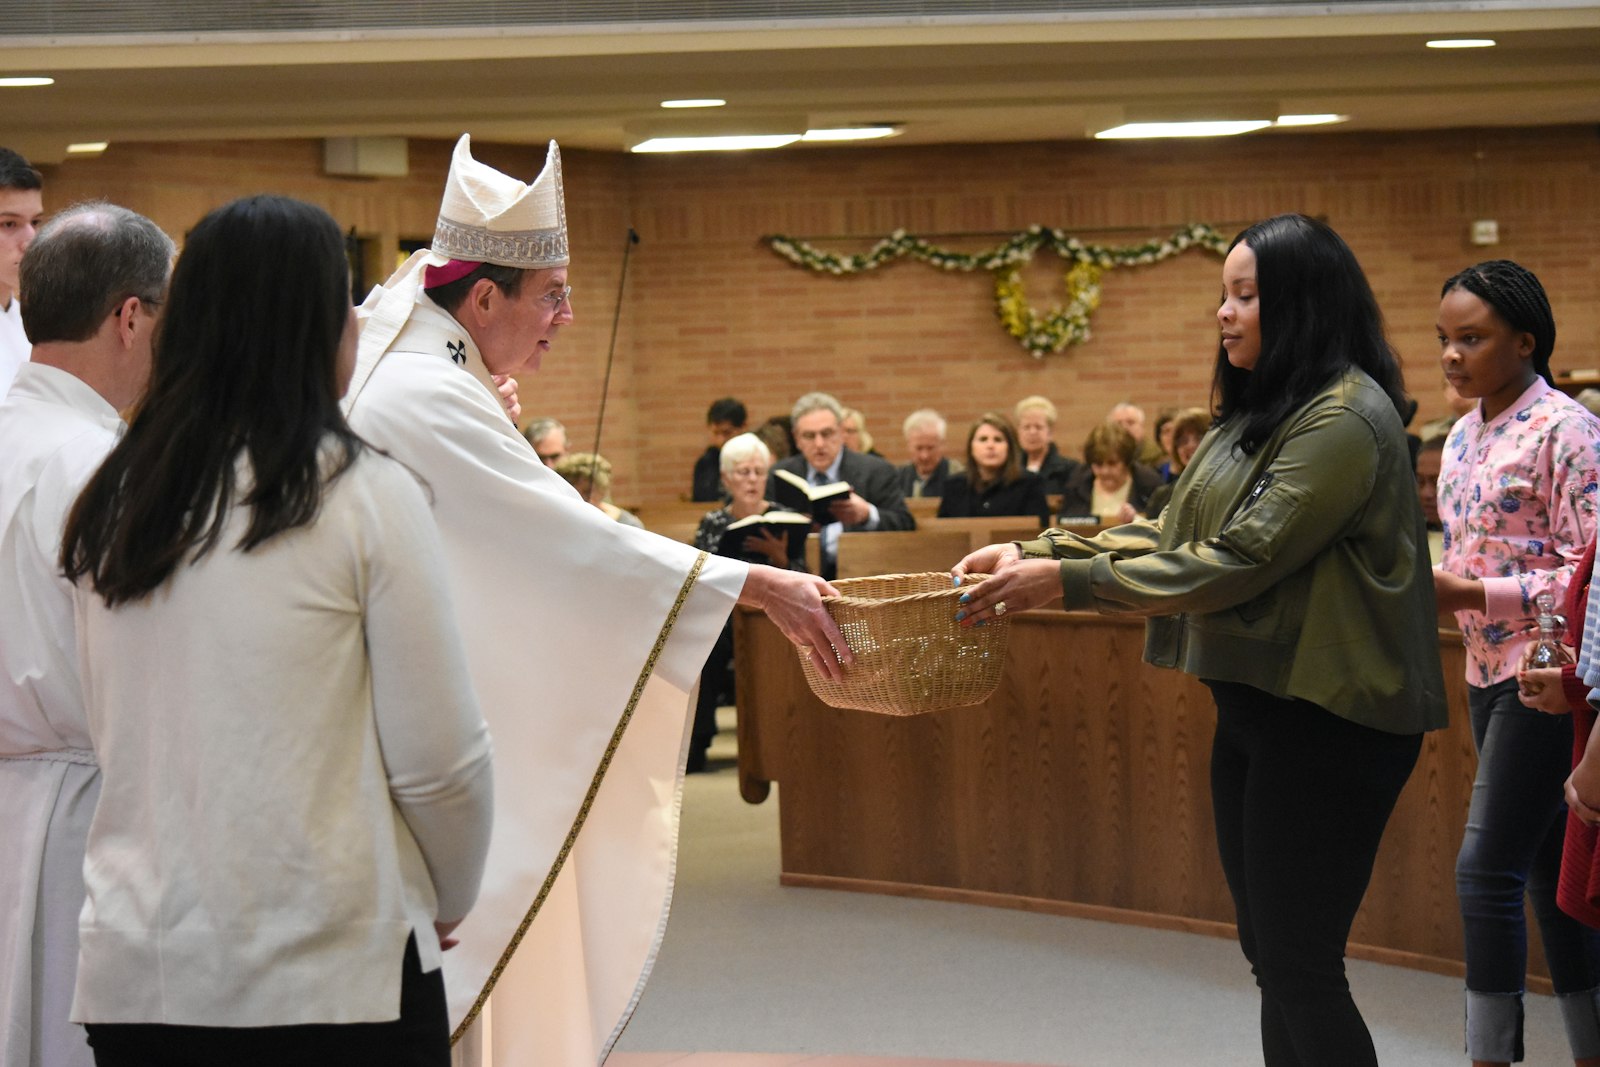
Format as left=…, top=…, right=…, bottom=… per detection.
left=765, top=224, right=1229, bottom=357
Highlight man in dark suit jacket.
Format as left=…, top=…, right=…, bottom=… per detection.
left=894, top=407, right=964, bottom=496
left=768, top=391, right=914, bottom=580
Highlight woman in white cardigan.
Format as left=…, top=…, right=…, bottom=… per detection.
left=60, top=195, right=493, bottom=1065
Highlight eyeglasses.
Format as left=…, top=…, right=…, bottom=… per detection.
left=726, top=466, right=767, bottom=480
left=539, top=285, right=573, bottom=310
left=112, top=294, right=163, bottom=319
left=795, top=427, right=839, bottom=444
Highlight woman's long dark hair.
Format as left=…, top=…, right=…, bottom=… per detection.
left=62, top=195, right=362, bottom=605
left=1212, top=213, right=1408, bottom=455
left=966, top=412, right=1024, bottom=490
left=1441, top=259, right=1556, bottom=387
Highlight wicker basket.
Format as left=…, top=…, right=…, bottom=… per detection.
left=795, top=572, right=1012, bottom=715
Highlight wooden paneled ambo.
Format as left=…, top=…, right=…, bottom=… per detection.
left=733, top=606, right=1548, bottom=988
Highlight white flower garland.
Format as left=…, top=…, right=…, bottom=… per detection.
left=766, top=224, right=1230, bottom=357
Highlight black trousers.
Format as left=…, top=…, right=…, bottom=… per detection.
left=690, top=618, right=735, bottom=769
left=84, top=934, right=450, bottom=1067
left=1206, top=680, right=1422, bottom=1067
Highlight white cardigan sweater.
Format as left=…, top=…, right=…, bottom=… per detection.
left=70, top=447, right=493, bottom=1026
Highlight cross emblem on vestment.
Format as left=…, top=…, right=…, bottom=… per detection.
left=446, top=339, right=467, bottom=365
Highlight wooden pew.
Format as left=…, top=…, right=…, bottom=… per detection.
left=826, top=520, right=1106, bottom=581
left=918, top=515, right=1059, bottom=550
left=834, top=529, right=972, bottom=580
left=651, top=521, right=703, bottom=546
left=636, top=499, right=718, bottom=532
left=905, top=496, right=941, bottom=521
left=732, top=609, right=1547, bottom=989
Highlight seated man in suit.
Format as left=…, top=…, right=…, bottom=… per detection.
left=895, top=407, right=964, bottom=497
left=1108, top=400, right=1167, bottom=469
left=769, top=391, right=914, bottom=580
left=523, top=416, right=568, bottom=468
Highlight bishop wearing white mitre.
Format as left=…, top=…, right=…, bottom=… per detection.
left=344, top=135, right=849, bottom=1066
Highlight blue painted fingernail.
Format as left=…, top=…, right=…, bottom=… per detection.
left=955, top=610, right=967, bottom=622
left=952, top=574, right=962, bottom=587
left=976, top=620, right=988, bottom=628
left=959, top=593, right=971, bottom=604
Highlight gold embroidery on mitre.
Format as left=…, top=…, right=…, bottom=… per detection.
left=432, top=218, right=568, bottom=270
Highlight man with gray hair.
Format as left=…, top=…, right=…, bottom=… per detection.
left=1109, top=400, right=1166, bottom=468
left=0, top=201, right=173, bottom=1067
left=896, top=407, right=964, bottom=497
left=769, top=390, right=914, bottom=580
left=522, top=415, right=568, bottom=467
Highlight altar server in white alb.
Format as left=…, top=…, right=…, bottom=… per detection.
left=346, top=134, right=851, bottom=1065
left=0, top=148, right=45, bottom=398
left=0, top=202, right=171, bottom=1067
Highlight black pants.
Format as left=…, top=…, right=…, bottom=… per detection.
left=84, top=934, right=449, bottom=1067
left=691, top=619, right=735, bottom=770
left=1207, top=680, right=1422, bottom=1067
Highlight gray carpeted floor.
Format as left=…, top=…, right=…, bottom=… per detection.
left=617, top=713, right=1576, bottom=1066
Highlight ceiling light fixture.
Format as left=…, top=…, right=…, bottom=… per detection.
left=1425, top=38, right=1496, bottom=48
left=660, top=98, right=725, bottom=109
left=802, top=126, right=901, bottom=142
left=1274, top=114, right=1348, bottom=127
left=631, top=133, right=801, bottom=153
left=1095, top=120, right=1272, bottom=140
left=0, top=76, right=55, bottom=88
left=67, top=141, right=109, bottom=155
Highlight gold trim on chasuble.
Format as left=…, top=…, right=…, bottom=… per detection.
left=451, top=550, right=710, bottom=1044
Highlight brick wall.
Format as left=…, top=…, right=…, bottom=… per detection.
left=40, top=126, right=1600, bottom=507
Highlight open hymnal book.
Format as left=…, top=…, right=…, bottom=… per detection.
left=716, top=509, right=812, bottom=559
left=772, top=467, right=852, bottom=522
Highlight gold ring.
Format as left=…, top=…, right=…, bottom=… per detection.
left=994, top=601, right=1008, bottom=617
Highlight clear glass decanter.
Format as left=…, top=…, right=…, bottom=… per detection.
left=1528, top=591, right=1575, bottom=668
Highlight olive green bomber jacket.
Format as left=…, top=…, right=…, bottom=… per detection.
left=1017, top=368, right=1449, bottom=735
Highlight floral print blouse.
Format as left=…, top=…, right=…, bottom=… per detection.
left=1438, top=377, right=1600, bottom=685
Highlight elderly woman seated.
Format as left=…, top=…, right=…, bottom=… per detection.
left=1013, top=395, right=1081, bottom=496
left=1144, top=406, right=1211, bottom=518
left=553, top=451, right=643, bottom=528
left=1057, top=423, right=1163, bottom=525
left=936, top=413, right=1049, bottom=524
left=688, top=432, right=808, bottom=772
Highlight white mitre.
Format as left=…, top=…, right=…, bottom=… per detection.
left=347, top=134, right=567, bottom=403
left=433, top=133, right=568, bottom=270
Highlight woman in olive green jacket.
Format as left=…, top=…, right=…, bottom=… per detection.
left=954, top=214, right=1448, bottom=1067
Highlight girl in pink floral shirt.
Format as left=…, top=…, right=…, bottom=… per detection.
left=1433, top=259, right=1600, bottom=1067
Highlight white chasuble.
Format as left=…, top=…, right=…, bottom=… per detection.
left=346, top=261, right=746, bottom=1065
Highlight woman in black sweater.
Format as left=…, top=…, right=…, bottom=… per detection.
left=937, top=413, right=1049, bottom=525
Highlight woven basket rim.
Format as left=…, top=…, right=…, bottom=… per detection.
left=821, top=571, right=991, bottom=608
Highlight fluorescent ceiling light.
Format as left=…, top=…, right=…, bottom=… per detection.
left=802, top=126, right=900, bottom=142
left=660, top=98, right=725, bottom=109
left=0, top=76, right=54, bottom=88
left=1096, top=120, right=1272, bottom=140
left=1426, top=38, right=1496, bottom=48
left=631, top=133, right=801, bottom=153
left=66, top=141, right=108, bottom=155
left=1275, top=114, right=1348, bottom=127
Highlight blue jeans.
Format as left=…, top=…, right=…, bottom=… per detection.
left=1458, top=677, right=1600, bottom=1062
